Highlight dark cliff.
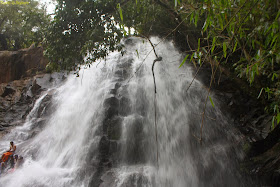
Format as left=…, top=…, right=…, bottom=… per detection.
left=0, top=45, right=48, bottom=84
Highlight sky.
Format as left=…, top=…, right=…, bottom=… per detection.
left=39, top=0, right=56, bottom=14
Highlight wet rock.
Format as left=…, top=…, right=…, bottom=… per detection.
left=103, top=116, right=122, bottom=135
left=115, top=69, right=128, bottom=79
left=0, top=73, right=62, bottom=133
left=100, top=171, right=116, bottom=187
left=119, top=97, right=132, bottom=116
left=124, top=117, right=145, bottom=164
left=0, top=47, right=48, bottom=84
left=31, top=79, right=41, bottom=95
left=85, top=139, right=100, bottom=166
left=109, top=89, right=117, bottom=95
left=119, top=173, right=151, bottom=187
left=117, top=59, right=133, bottom=68
left=244, top=141, right=280, bottom=186
left=1, top=86, right=16, bottom=97
left=108, top=140, right=121, bottom=164
left=31, top=118, right=47, bottom=130
left=114, top=82, right=121, bottom=90
left=135, top=88, right=149, bottom=116
left=99, top=136, right=110, bottom=161
left=107, top=117, right=122, bottom=140
left=37, top=94, right=54, bottom=118
left=108, top=140, right=118, bottom=154
left=104, top=106, right=119, bottom=121
left=103, top=97, right=119, bottom=108
left=249, top=124, right=280, bottom=156
left=196, top=62, right=279, bottom=185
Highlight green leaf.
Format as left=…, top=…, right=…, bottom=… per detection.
left=197, top=38, right=200, bottom=52
left=179, top=54, right=189, bottom=68
left=0, top=1, right=29, bottom=5
left=275, top=10, right=280, bottom=21
left=211, top=37, right=216, bottom=54
left=117, top=3, right=124, bottom=22
left=274, top=105, right=278, bottom=113
left=250, top=70, right=255, bottom=84
left=190, top=53, right=196, bottom=67
left=252, top=40, right=255, bottom=49
left=203, top=17, right=210, bottom=32
left=272, top=73, right=278, bottom=81
left=136, top=49, right=139, bottom=58
left=190, top=12, right=194, bottom=23
left=277, top=113, right=280, bottom=124
left=190, top=53, right=195, bottom=62
left=218, top=15, right=223, bottom=30
left=257, top=88, right=263, bottom=99
left=223, top=42, right=227, bottom=58
left=209, top=96, right=215, bottom=108
left=175, top=0, right=181, bottom=7
left=272, top=116, right=275, bottom=129
left=195, top=12, right=199, bottom=27
left=270, top=35, right=278, bottom=47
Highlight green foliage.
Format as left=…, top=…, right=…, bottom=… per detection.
left=45, top=0, right=180, bottom=71
left=117, top=3, right=127, bottom=36
left=179, top=54, right=189, bottom=68
left=121, top=0, right=182, bottom=37
left=209, top=96, right=215, bottom=108
left=175, top=0, right=280, bottom=129
left=45, top=0, right=125, bottom=71
left=0, top=0, right=50, bottom=50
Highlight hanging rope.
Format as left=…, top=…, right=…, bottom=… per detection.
left=147, top=37, right=162, bottom=167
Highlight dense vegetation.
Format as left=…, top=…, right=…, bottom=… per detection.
left=44, top=0, right=123, bottom=71
left=1, top=0, right=279, bottom=129
left=0, top=0, right=50, bottom=50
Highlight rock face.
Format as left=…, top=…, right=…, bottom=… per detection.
left=88, top=43, right=137, bottom=187
left=0, top=46, right=48, bottom=84
left=0, top=46, right=51, bottom=137
left=0, top=73, right=65, bottom=138
left=196, top=63, right=279, bottom=186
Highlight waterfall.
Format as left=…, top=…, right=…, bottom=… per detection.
left=0, top=37, right=252, bottom=187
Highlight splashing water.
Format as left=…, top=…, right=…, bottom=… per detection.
left=0, top=37, right=252, bottom=187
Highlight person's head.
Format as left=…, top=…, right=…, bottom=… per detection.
left=10, top=141, right=13, bottom=146
left=14, top=155, right=18, bottom=159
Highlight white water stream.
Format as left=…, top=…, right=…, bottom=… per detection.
left=0, top=37, right=250, bottom=187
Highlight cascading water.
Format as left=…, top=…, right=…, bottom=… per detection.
left=0, top=37, right=254, bottom=187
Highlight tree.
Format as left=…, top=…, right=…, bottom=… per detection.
left=0, top=0, right=50, bottom=50
left=44, top=0, right=124, bottom=71
left=172, top=0, right=280, bottom=128
left=44, top=0, right=189, bottom=71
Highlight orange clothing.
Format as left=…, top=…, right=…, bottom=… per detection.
left=1, top=152, right=13, bottom=163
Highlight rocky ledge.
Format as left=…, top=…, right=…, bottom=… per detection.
left=0, top=73, right=65, bottom=138
left=0, top=45, right=48, bottom=84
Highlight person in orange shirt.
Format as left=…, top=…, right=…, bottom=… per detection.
left=1, top=141, right=16, bottom=163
